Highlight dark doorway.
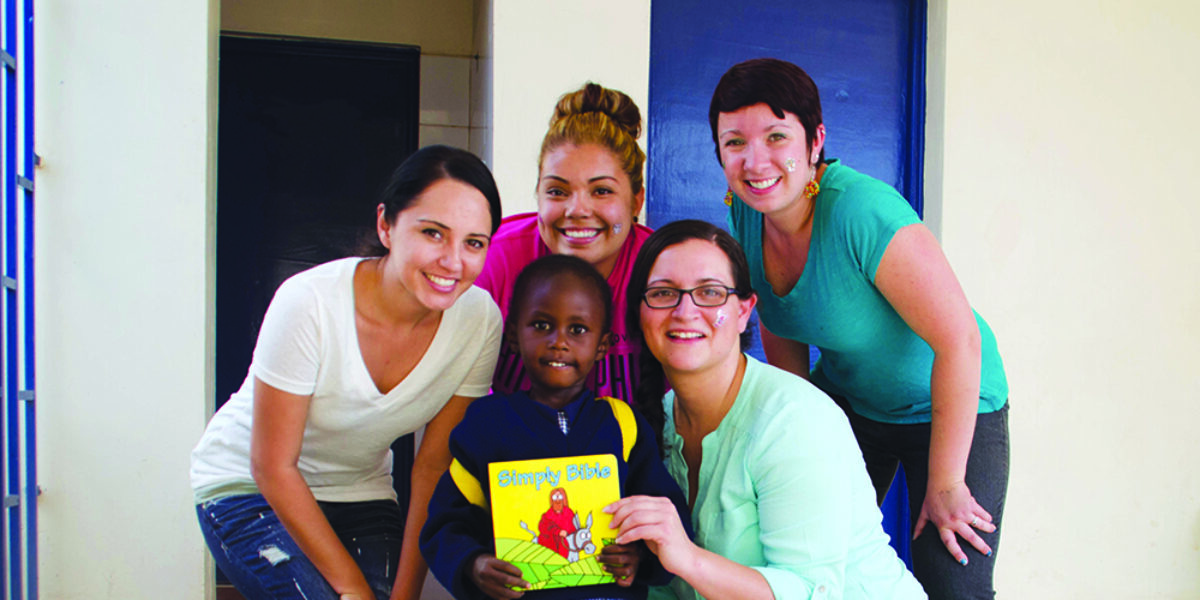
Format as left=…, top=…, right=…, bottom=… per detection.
left=215, top=33, right=420, bottom=591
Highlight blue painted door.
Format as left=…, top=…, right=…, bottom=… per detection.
left=647, top=0, right=926, bottom=566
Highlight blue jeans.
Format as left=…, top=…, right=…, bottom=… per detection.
left=197, top=494, right=403, bottom=600
left=835, top=400, right=1010, bottom=600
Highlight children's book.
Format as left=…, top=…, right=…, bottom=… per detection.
left=487, top=453, right=621, bottom=591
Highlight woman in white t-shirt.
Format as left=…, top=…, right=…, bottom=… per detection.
left=191, top=145, right=504, bottom=600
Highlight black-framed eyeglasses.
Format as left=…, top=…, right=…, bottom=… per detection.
left=642, top=285, right=739, bottom=309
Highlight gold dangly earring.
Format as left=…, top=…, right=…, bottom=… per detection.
left=803, top=163, right=820, bottom=200
left=724, top=188, right=735, bottom=206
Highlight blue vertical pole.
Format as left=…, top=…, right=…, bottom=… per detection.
left=4, top=122, right=17, bottom=600
left=21, top=0, right=35, bottom=596
left=2, top=0, right=18, bottom=594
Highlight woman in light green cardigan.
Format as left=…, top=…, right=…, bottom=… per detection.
left=607, top=220, right=924, bottom=600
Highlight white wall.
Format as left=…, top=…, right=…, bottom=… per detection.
left=490, top=0, right=651, bottom=216
left=33, top=0, right=218, bottom=599
left=933, top=2, right=1200, bottom=598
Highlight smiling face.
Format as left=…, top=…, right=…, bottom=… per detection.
left=536, top=143, right=645, bottom=278
left=512, top=273, right=611, bottom=408
left=376, top=178, right=492, bottom=313
left=717, top=103, right=825, bottom=219
left=639, top=239, right=755, bottom=378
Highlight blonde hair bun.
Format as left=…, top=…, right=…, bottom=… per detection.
left=540, top=82, right=646, bottom=194
left=551, top=82, right=642, bottom=141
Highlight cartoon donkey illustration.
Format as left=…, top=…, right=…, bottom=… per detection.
left=564, top=512, right=595, bottom=563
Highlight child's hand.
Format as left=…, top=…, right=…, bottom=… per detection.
left=470, top=554, right=529, bottom=599
left=598, top=542, right=640, bottom=587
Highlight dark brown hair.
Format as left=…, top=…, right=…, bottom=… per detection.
left=708, top=58, right=825, bottom=165
left=362, top=145, right=502, bottom=256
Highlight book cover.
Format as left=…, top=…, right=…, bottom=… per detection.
left=487, top=453, right=621, bottom=590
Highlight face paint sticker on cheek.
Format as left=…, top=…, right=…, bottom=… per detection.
left=714, top=309, right=728, bottom=327
left=613, top=223, right=623, bottom=234
left=785, top=158, right=797, bottom=173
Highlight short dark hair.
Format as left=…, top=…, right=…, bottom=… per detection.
left=708, top=58, right=824, bottom=165
left=365, top=145, right=502, bottom=256
left=625, top=220, right=756, bottom=451
left=506, top=254, right=614, bottom=337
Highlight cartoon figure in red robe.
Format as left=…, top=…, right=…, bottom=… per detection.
left=537, top=487, right=576, bottom=558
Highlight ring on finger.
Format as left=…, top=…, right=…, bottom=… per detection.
left=970, top=516, right=979, bottom=527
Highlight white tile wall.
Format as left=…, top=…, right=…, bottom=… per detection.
left=419, top=123, right=471, bottom=150
left=469, top=55, right=491, bottom=129
left=468, top=126, right=491, bottom=165
left=471, top=0, right=494, bottom=166
left=419, top=54, right=485, bottom=155
left=419, top=55, right=471, bottom=126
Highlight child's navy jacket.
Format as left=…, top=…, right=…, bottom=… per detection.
left=420, top=390, right=692, bottom=600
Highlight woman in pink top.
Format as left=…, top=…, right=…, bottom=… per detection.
left=476, top=82, right=650, bottom=403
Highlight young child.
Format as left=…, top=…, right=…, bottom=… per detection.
left=421, top=254, right=690, bottom=600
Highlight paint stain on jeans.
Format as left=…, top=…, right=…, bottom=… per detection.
left=257, top=545, right=291, bottom=566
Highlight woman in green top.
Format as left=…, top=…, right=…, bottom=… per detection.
left=711, top=58, right=1009, bottom=599
left=606, top=220, right=924, bottom=600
